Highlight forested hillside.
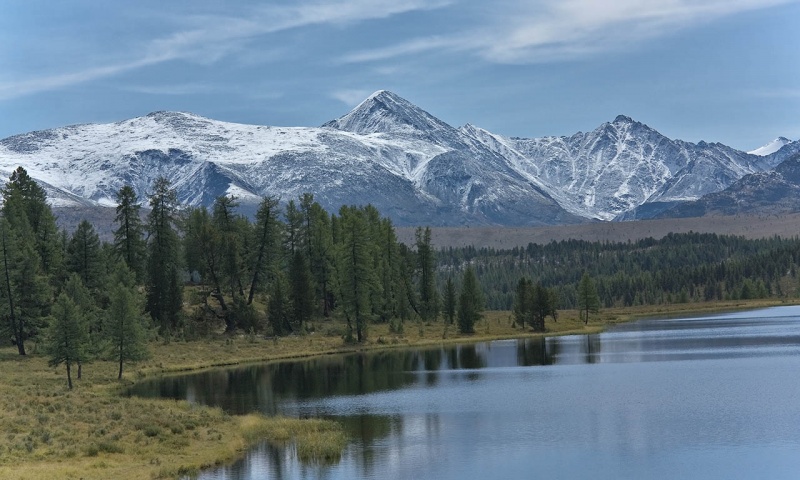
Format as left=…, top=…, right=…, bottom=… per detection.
left=439, top=233, right=800, bottom=310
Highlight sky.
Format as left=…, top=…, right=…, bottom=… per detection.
left=1, top=0, right=798, bottom=151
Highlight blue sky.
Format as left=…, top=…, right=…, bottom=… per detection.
left=1, top=0, right=798, bottom=151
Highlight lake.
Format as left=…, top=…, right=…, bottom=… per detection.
left=129, top=306, right=800, bottom=479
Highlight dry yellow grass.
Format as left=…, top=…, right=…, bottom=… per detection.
left=0, top=298, right=793, bottom=479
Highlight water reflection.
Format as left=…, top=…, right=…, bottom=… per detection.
left=127, top=306, right=800, bottom=480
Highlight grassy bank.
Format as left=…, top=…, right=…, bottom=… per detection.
left=0, top=298, right=793, bottom=479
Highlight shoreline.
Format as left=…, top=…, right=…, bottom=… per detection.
left=0, top=299, right=794, bottom=479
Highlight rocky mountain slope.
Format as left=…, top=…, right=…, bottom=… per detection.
left=0, top=90, right=796, bottom=226
left=654, top=152, right=800, bottom=218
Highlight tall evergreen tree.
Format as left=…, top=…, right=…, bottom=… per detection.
left=443, top=276, right=456, bottom=325
left=513, top=277, right=532, bottom=330
left=288, top=250, right=314, bottom=331
left=416, top=227, right=439, bottom=322
left=44, top=293, right=90, bottom=389
left=113, top=185, right=146, bottom=282
left=247, top=196, right=280, bottom=305
left=1, top=167, right=62, bottom=277
left=335, top=206, right=373, bottom=342
left=0, top=218, right=25, bottom=355
left=106, top=264, right=149, bottom=379
left=457, top=266, right=483, bottom=334
left=66, top=220, right=104, bottom=292
left=145, top=177, right=183, bottom=338
left=213, top=195, right=245, bottom=299
left=267, top=272, right=291, bottom=336
left=577, top=272, right=601, bottom=324
left=62, top=274, right=101, bottom=379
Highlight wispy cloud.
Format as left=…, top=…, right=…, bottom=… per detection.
left=0, top=0, right=452, bottom=101
left=330, top=88, right=376, bottom=106
left=121, top=83, right=221, bottom=96
left=342, top=0, right=798, bottom=64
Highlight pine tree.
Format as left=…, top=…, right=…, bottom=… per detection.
left=66, top=220, right=104, bottom=292
left=443, top=276, right=456, bottom=325
left=44, top=293, right=90, bottom=389
left=2, top=167, right=62, bottom=277
left=416, top=227, right=439, bottom=321
left=247, top=196, right=280, bottom=305
left=213, top=195, right=245, bottom=299
left=577, top=272, right=601, bottom=324
left=62, top=274, right=101, bottom=379
left=267, top=272, right=291, bottom=336
left=335, top=206, right=373, bottom=342
left=145, top=177, right=183, bottom=339
left=106, top=264, right=149, bottom=379
left=513, top=277, right=532, bottom=329
left=288, top=250, right=314, bottom=331
left=457, top=266, right=483, bottom=334
left=113, top=185, right=146, bottom=283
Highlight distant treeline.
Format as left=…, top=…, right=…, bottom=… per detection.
left=438, top=232, right=800, bottom=310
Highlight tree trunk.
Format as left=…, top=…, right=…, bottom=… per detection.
left=1, top=227, right=24, bottom=355
left=118, top=325, right=124, bottom=380
left=66, top=361, right=73, bottom=390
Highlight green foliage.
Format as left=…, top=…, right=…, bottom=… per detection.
left=577, top=273, right=601, bottom=324
left=2, top=167, right=62, bottom=276
left=44, top=293, right=90, bottom=389
left=106, top=264, right=149, bottom=379
left=66, top=220, right=105, bottom=292
left=145, top=177, right=183, bottom=339
left=443, top=276, right=456, bottom=325
left=267, top=273, right=291, bottom=336
left=439, top=232, right=796, bottom=310
left=457, top=267, right=483, bottom=334
left=334, top=206, right=374, bottom=343
left=113, top=185, right=146, bottom=283
left=416, top=227, right=439, bottom=322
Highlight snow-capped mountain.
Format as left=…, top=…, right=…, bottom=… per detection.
left=653, top=152, right=800, bottom=218
left=0, top=91, right=581, bottom=226
left=0, top=90, right=795, bottom=226
left=463, top=116, right=780, bottom=220
left=748, top=137, right=793, bottom=156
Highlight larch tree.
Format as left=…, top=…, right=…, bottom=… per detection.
left=113, top=185, right=146, bottom=283
left=66, top=219, right=104, bottom=292
left=145, top=177, right=183, bottom=339
left=416, top=227, right=439, bottom=322
left=62, top=274, right=100, bottom=379
left=443, top=276, right=456, bottom=326
left=2, top=167, right=62, bottom=277
left=247, top=196, right=280, bottom=306
left=44, top=293, right=90, bottom=389
left=335, top=206, right=373, bottom=343
left=513, top=277, right=532, bottom=330
left=106, top=264, right=149, bottom=380
left=577, top=272, right=601, bottom=324
left=457, top=266, right=483, bottom=334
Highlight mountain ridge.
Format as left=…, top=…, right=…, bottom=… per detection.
left=1, top=90, right=798, bottom=226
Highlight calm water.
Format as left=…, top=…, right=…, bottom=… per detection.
left=129, top=306, right=800, bottom=479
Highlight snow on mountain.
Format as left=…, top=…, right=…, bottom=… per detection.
left=0, top=93, right=582, bottom=226
left=464, top=115, right=769, bottom=220
left=748, top=137, right=793, bottom=156
left=0, top=90, right=786, bottom=225
left=654, top=152, right=800, bottom=218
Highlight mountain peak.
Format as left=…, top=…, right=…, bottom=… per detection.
left=749, top=137, right=793, bottom=156
left=613, top=114, right=635, bottom=124
left=322, top=90, right=454, bottom=137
